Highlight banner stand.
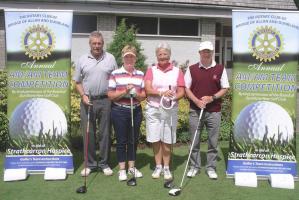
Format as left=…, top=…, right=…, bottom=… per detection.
left=228, top=9, right=299, bottom=184
left=235, top=172, right=257, bottom=187
left=4, top=9, right=74, bottom=177
left=269, top=174, right=294, bottom=189
left=4, top=168, right=28, bottom=182
left=44, top=168, right=67, bottom=180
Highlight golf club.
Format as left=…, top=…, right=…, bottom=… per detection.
left=164, top=114, right=174, bottom=189
left=127, top=93, right=137, bottom=186
left=164, top=85, right=174, bottom=189
left=169, top=108, right=204, bottom=196
left=76, top=101, right=91, bottom=194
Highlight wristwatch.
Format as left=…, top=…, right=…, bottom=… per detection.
left=212, top=95, right=217, bottom=101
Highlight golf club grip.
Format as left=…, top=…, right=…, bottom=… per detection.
left=87, top=106, right=90, bottom=122
left=130, top=95, right=134, bottom=127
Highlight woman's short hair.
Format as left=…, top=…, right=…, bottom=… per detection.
left=122, top=45, right=137, bottom=57
left=155, top=42, right=171, bottom=56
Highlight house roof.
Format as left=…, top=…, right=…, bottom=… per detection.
left=0, top=0, right=297, bottom=19
left=135, top=0, right=298, bottom=10
left=1, top=0, right=298, bottom=10
left=77, top=0, right=298, bottom=10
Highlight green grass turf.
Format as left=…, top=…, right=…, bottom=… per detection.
left=0, top=141, right=298, bottom=200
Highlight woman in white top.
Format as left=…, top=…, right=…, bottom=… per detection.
left=144, top=42, right=185, bottom=180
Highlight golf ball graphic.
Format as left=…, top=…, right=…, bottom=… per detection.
left=9, top=98, right=67, bottom=138
left=234, top=101, right=294, bottom=143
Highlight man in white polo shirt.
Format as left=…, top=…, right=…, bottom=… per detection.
left=184, top=41, right=229, bottom=180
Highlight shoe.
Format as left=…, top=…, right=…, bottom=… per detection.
left=152, top=167, right=162, bottom=179
left=118, top=169, right=127, bottom=181
left=80, top=168, right=91, bottom=177
left=187, top=167, right=199, bottom=178
left=128, top=167, right=143, bottom=178
left=103, top=167, right=113, bottom=176
left=207, top=170, right=218, bottom=180
left=163, top=168, right=172, bottom=180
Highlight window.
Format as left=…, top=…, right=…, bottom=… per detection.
left=117, top=16, right=158, bottom=34
left=73, top=15, right=97, bottom=33
left=117, top=16, right=199, bottom=36
left=0, top=11, right=4, bottom=30
left=223, top=26, right=232, bottom=37
left=215, top=40, right=220, bottom=54
left=160, top=18, right=198, bottom=36
left=215, top=23, right=222, bottom=37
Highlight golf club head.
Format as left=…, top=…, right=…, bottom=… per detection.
left=164, top=179, right=174, bottom=188
left=169, top=188, right=181, bottom=196
left=127, top=177, right=137, bottom=186
left=76, top=185, right=87, bottom=193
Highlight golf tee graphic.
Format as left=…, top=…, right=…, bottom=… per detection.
left=227, top=10, right=299, bottom=179
left=4, top=10, right=74, bottom=179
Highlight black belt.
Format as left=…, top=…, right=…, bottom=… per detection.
left=113, top=102, right=141, bottom=109
left=88, top=94, right=108, bottom=100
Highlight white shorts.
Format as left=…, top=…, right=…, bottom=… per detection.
left=145, top=104, right=178, bottom=144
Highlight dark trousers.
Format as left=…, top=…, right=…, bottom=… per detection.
left=80, top=98, right=112, bottom=170
left=111, top=105, right=142, bottom=163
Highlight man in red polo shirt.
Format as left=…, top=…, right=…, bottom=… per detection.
left=184, top=41, right=229, bottom=180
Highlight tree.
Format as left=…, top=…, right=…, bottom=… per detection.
left=107, top=19, right=147, bottom=72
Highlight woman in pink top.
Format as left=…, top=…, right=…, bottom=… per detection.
left=144, top=42, right=185, bottom=180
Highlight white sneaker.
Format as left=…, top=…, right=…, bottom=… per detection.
left=207, top=170, right=218, bottom=180
left=187, top=168, right=199, bottom=178
left=103, top=167, right=113, bottom=176
left=152, top=167, right=162, bottom=179
left=118, top=170, right=127, bottom=181
left=128, top=167, right=143, bottom=178
left=80, top=168, right=91, bottom=177
left=163, top=168, right=172, bottom=180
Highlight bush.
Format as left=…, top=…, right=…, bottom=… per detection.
left=0, top=112, right=9, bottom=151
left=69, top=65, right=83, bottom=149
left=174, top=90, right=233, bottom=143
left=70, top=65, right=81, bottom=130
left=219, top=88, right=232, bottom=141
left=0, top=70, right=9, bottom=151
left=0, top=71, right=7, bottom=113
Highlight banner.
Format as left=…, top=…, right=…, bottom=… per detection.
left=4, top=10, right=73, bottom=173
left=227, top=10, right=299, bottom=178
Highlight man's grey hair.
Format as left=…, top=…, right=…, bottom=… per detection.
left=155, top=42, right=171, bottom=56
left=89, top=31, right=104, bottom=42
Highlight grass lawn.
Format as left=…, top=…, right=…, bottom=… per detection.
left=0, top=141, right=298, bottom=200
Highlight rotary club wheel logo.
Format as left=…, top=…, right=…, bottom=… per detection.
left=248, top=26, right=283, bottom=62
left=22, top=25, right=55, bottom=60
